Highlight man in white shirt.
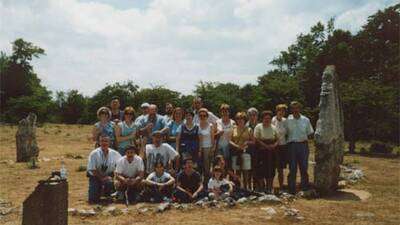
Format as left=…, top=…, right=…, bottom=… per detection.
left=144, top=131, right=179, bottom=175
left=87, top=135, right=122, bottom=204
left=192, top=97, right=219, bottom=125
left=285, top=101, right=314, bottom=194
left=115, top=145, right=144, bottom=204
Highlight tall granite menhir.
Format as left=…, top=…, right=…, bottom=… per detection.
left=16, top=113, right=39, bottom=162
left=314, top=65, right=344, bottom=195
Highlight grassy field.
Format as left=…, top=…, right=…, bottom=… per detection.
left=0, top=124, right=399, bottom=225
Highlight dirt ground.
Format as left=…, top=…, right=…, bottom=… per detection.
left=0, top=124, right=399, bottom=225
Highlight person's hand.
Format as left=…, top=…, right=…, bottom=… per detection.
left=146, top=123, right=154, bottom=131
left=102, top=176, right=112, bottom=183
left=192, top=192, right=198, bottom=199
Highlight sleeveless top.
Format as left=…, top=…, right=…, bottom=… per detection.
left=94, top=121, right=115, bottom=147
left=199, top=123, right=212, bottom=148
left=117, top=121, right=138, bottom=154
left=179, top=123, right=200, bottom=159
left=231, top=126, right=252, bottom=147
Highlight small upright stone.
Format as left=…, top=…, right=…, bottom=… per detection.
left=314, top=65, right=345, bottom=195
left=16, top=113, right=39, bottom=162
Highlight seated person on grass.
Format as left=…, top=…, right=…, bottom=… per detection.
left=208, top=166, right=233, bottom=200
left=173, top=158, right=206, bottom=203
left=87, top=135, right=121, bottom=204
left=143, top=161, right=175, bottom=203
left=115, top=145, right=144, bottom=204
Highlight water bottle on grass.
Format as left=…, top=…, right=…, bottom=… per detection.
left=60, top=161, right=68, bottom=180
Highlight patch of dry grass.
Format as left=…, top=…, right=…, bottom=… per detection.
left=0, top=124, right=399, bottom=225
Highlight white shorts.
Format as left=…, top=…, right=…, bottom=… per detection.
left=231, top=153, right=251, bottom=171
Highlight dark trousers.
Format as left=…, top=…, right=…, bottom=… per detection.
left=173, top=188, right=206, bottom=203
left=288, top=142, right=310, bottom=193
left=88, top=176, right=114, bottom=203
left=143, top=186, right=173, bottom=203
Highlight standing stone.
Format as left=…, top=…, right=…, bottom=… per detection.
left=16, top=113, right=39, bottom=162
left=314, top=65, right=344, bottom=195
left=22, top=177, right=68, bottom=225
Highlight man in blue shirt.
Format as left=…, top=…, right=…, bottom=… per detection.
left=137, top=104, right=169, bottom=144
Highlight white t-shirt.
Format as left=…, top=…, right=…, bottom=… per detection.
left=147, top=171, right=172, bottom=184
left=208, top=178, right=229, bottom=190
left=216, top=119, right=235, bottom=148
left=272, top=116, right=287, bottom=145
left=87, top=148, right=121, bottom=176
left=199, top=123, right=213, bottom=148
left=145, top=143, right=179, bottom=173
left=115, top=155, right=144, bottom=178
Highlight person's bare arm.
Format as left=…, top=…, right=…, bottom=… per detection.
left=193, top=183, right=204, bottom=198
left=176, top=132, right=181, bottom=153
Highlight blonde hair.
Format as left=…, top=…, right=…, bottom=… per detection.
left=219, top=103, right=230, bottom=111
left=235, top=111, right=248, bottom=122
left=275, top=104, right=288, bottom=111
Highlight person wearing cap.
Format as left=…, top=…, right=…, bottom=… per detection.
left=192, top=97, right=219, bottom=125
left=87, top=135, right=122, bottom=204
left=144, top=131, right=179, bottom=175
left=110, top=96, right=124, bottom=123
left=92, top=107, right=116, bottom=148
left=137, top=104, right=169, bottom=144
left=286, top=101, right=314, bottom=194
left=115, top=145, right=144, bottom=204
left=115, top=107, right=139, bottom=156
left=135, top=102, right=150, bottom=124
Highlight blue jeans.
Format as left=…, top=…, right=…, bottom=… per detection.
left=217, top=145, right=230, bottom=167
left=288, top=142, right=310, bottom=193
left=88, top=176, right=114, bottom=203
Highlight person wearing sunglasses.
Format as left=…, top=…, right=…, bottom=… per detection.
left=115, top=107, right=139, bottom=156
left=198, top=108, right=216, bottom=185
left=92, top=107, right=116, bottom=148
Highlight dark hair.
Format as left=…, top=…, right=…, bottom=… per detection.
left=213, top=155, right=224, bottom=166
left=154, top=161, right=164, bottom=169
left=125, top=145, right=139, bottom=154
left=111, top=96, right=120, bottom=101
left=185, top=109, right=195, bottom=117
left=261, top=110, right=273, bottom=119
left=183, top=157, right=193, bottom=165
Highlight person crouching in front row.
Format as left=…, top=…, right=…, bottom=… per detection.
left=143, top=161, right=175, bottom=203
left=208, top=166, right=233, bottom=200
left=173, top=158, right=206, bottom=203
left=87, top=135, right=122, bottom=204
left=114, top=145, right=144, bottom=204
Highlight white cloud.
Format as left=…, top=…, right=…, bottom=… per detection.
left=0, top=0, right=396, bottom=96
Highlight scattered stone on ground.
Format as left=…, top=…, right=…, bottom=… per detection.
left=261, top=207, right=277, bottom=216
left=41, top=157, right=51, bottom=162
left=137, top=208, right=149, bottom=214
left=65, top=153, right=84, bottom=159
left=338, top=180, right=347, bottom=189
left=68, top=208, right=78, bottom=216
left=339, top=189, right=371, bottom=202
left=355, top=212, right=375, bottom=219
left=340, top=164, right=364, bottom=184
left=104, top=206, right=122, bottom=216
left=236, top=197, right=248, bottom=204
left=257, top=194, right=281, bottom=203
left=156, top=202, right=171, bottom=213
left=297, top=189, right=318, bottom=199
left=284, top=207, right=300, bottom=217
left=78, top=209, right=96, bottom=217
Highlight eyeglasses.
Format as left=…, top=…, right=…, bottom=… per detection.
left=125, top=113, right=134, bottom=116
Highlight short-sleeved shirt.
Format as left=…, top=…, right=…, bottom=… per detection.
left=145, top=143, right=179, bottom=173
left=147, top=171, right=173, bottom=184
left=193, top=111, right=219, bottom=125
left=216, top=119, right=235, bottom=148
left=94, top=121, right=116, bottom=146
left=111, top=110, right=124, bottom=121
left=117, top=121, right=138, bottom=153
left=254, top=123, right=278, bottom=141
left=136, top=114, right=167, bottom=143
left=87, top=148, right=121, bottom=176
left=163, top=114, right=173, bottom=125
left=177, top=171, right=202, bottom=193
left=167, top=120, right=183, bottom=138
left=115, top=155, right=144, bottom=178
left=271, top=116, right=287, bottom=145
left=286, top=114, right=314, bottom=143
left=231, top=126, right=252, bottom=146
left=208, top=178, right=229, bottom=190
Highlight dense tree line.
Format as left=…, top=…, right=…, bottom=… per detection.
left=1, top=5, right=399, bottom=148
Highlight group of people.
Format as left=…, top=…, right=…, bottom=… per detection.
left=86, top=96, right=314, bottom=204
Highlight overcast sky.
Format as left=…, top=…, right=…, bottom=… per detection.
left=0, top=0, right=396, bottom=96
